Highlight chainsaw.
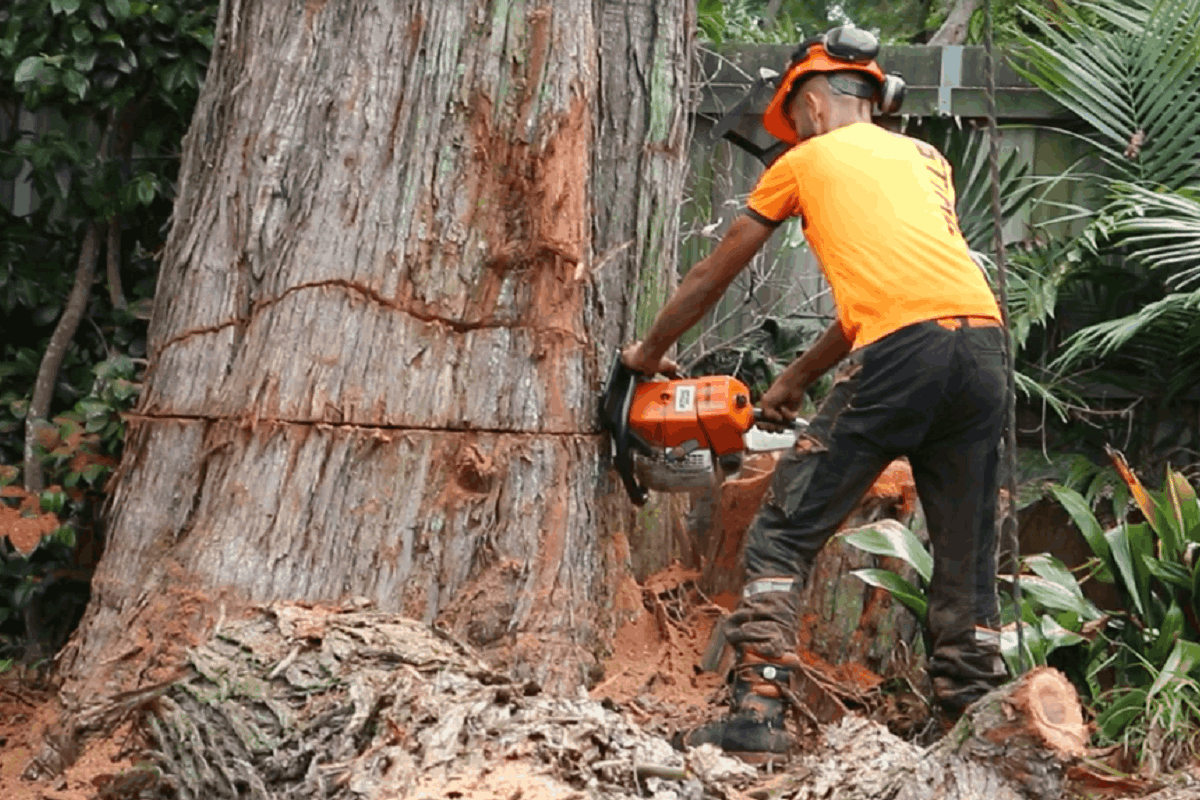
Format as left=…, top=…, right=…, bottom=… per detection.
left=599, top=353, right=807, bottom=505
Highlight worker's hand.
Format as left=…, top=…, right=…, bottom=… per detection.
left=758, top=374, right=806, bottom=424
left=621, top=341, right=679, bottom=377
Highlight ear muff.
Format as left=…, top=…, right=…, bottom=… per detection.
left=878, top=73, right=906, bottom=116
left=823, top=26, right=880, bottom=63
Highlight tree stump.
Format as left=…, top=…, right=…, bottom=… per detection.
left=775, top=666, right=1089, bottom=800
left=693, top=456, right=925, bottom=678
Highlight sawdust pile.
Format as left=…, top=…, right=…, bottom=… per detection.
left=588, top=457, right=925, bottom=735
left=6, top=600, right=1200, bottom=799
left=590, top=564, right=725, bottom=720
left=110, top=603, right=760, bottom=799
left=1, top=681, right=149, bottom=800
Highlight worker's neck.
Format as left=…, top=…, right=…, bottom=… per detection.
left=824, top=108, right=872, bottom=134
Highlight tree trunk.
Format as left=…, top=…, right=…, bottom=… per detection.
left=928, top=0, right=980, bottom=46
left=54, top=0, right=691, bottom=733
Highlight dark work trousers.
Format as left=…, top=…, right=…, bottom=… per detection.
left=725, top=318, right=1009, bottom=706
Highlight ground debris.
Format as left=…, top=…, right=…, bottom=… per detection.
left=144, top=603, right=753, bottom=799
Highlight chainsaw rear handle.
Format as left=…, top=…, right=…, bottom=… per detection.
left=753, top=408, right=809, bottom=432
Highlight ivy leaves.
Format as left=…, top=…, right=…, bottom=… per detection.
left=3, top=0, right=211, bottom=114
left=0, top=0, right=214, bottom=470
left=2, top=0, right=213, bottom=226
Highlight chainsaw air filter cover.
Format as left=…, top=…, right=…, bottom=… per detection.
left=628, top=376, right=756, bottom=457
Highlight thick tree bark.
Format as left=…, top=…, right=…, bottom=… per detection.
left=55, top=0, right=691, bottom=730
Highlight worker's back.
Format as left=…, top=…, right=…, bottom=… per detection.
left=747, top=122, right=1002, bottom=348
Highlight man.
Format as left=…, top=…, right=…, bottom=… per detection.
left=622, top=27, right=1009, bottom=760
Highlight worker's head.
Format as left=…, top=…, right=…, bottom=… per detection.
left=785, top=72, right=876, bottom=141
left=761, top=26, right=905, bottom=145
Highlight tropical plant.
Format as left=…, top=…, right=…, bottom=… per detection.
left=1052, top=185, right=1200, bottom=403
left=845, top=449, right=1200, bottom=770
left=844, top=521, right=932, bottom=618
left=1044, top=451, right=1200, bottom=768
left=1012, top=0, right=1200, bottom=435
left=2, top=0, right=214, bottom=480
left=844, top=521, right=1095, bottom=673
left=1016, top=0, right=1200, bottom=190
left=0, top=352, right=138, bottom=661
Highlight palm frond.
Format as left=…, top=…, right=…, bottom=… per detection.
left=1014, top=0, right=1200, bottom=189
left=1014, top=369, right=1076, bottom=421
left=1110, top=183, right=1200, bottom=288
left=933, top=120, right=1041, bottom=253
left=1051, top=288, right=1200, bottom=377
left=1002, top=240, right=1078, bottom=350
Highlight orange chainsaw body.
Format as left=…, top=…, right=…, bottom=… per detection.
left=627, top=376, right=756, bottom=457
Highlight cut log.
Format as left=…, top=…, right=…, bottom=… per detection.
left=776, top=666, right=1088, bottom=800
left=940, top=666, right=1089, bottom=795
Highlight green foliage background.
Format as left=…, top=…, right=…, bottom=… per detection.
left=0, top=0, right=214, bottom=663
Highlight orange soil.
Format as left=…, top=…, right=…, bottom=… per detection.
left=591, top=562, right=883, bottom=733
left=0, top=682, right=141, bottom=800
left=591, top=458, right=916, bottom=727
left=591, top=563, right=725, bottom=715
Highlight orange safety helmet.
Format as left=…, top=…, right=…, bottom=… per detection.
left=762, top=26, right=905, bottom=145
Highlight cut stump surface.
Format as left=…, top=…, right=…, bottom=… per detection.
left=781, top=666, right=1088, bottom=800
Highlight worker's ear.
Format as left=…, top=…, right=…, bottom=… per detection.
left=803, top=86, right=823, bottom=124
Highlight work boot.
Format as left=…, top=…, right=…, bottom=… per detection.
left=674, top=650, right=800, bottom=762
left=929, top=626, right=1009, bottom=719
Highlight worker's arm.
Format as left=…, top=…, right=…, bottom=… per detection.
left=758, top=319, right=852, bottom=422
left=622, top=214, right=776, bottom=374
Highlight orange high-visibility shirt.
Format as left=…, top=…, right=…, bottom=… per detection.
left=746, top=122, right=1002, bottom=349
